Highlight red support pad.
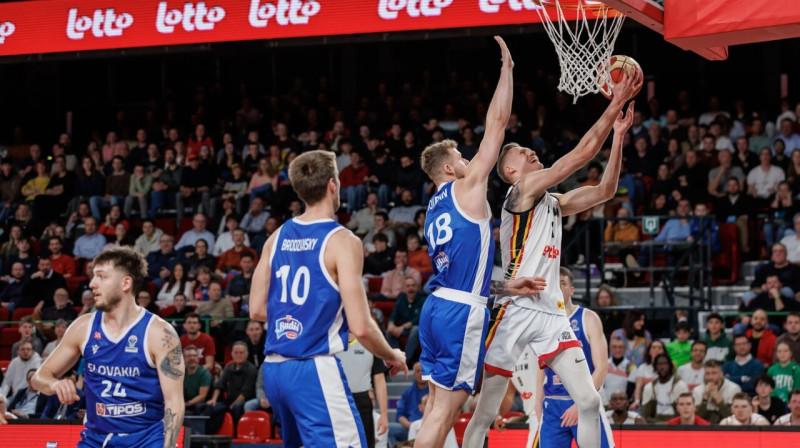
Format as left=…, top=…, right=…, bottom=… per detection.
left=602, top=0, right=664, bottom=33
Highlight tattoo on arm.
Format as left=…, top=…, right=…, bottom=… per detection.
left=505, top=185, right=520, bottom=212
left=162, top=407, right=179, bottom=448
left=160, top=345, right=184, bottom=379
left=490, top=280, right=508, bottom=295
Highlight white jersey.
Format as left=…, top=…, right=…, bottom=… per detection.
left=499, top=188, right=565, bottom=315
left=512, top=345, right=539, bottom=448
left=720, top=413, right=769, bottom=426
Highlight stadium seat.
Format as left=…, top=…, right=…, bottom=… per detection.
left=453, top=412, right=473, bottom=446
left=215, top=412, right=234, bottom=437
left=0, top=359, right=9, bottom=375
left=66, top=276, right=88, bottom=296
left=0, top=327, right=20, bottom=351
left=374, top=302, right=394, bottom=328
left=11, top=307, right=35, bottom=326
left=177, top=218, right=194, bottom=237
left=503, top=411, right=524, bottom=419
left=713, top=223, right=740, bottom=285
left=367, top=277, right=383, bottom=294
left=155, top=218, right=175, bottom=236
left=0, top=307, right=10, bottom=324
left=160, top=305, right=177, bottom=319
left=232, top=410, right=271, bottom=443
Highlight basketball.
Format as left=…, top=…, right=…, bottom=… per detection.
left=598, top=55, right=643, bottom=99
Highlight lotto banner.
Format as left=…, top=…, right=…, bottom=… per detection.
left=0, top=0, right=602, bottom=57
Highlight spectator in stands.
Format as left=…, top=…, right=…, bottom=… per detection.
left=20, top=161, right=49, bottom=202
left=723, top=334, right=765, bottom=395
left=180, top=312, right=216, bottom=373
left=42, top=319, right=68, bottom=359
left=748, top=119, right=770, bottom=154
left=631, top=340, right=666, bottom=411
left=97, top=204, right=129, bottom=238
left=7, top=238, right=36, bottom=276
left=746, top=243, right=800, bottom=305
left=611, top=309, right=653, bottom=367
left=364, top=233, right=395, bottom=276
left=389, top=362, right=427, bottom=446
left=405, top=234, right=432, bottom=276
left=690, top=202, right=720, bottom=254
left=0, top=159, right=20, bottom=224
left=177, top=154, right=212, bottom=222
left=714, top=178, right=752, bottom=254
left=641, top=353, right=689, bottom=423
left=157, top=262, right=192, bottom=307
left=720, top=392, right=770, bottom=425
left=241, top=320, right=265, bottom=367
left=176, top=214, right=216, bottom=255
left=637, top=199, right=693, bottom=267
left=149, top=148, right=182, bottom=217
left=747, top=147, right=786, bottom=208
left=134, top=220, right=163, bottom=256
left=65, top=203, right=91, bottom=241
left=215, top=229, right=257, bottom=276
left=89, top=156, right=128, bottom=219
left=250, top=216, right=278, bottom=254
left=38, top=288, right=78, bottom=330
left=386, top=277, right=425, bottom=365
left=752, top=374, right=786, bottom=424
left=77, top=289, right=95, bottom=317
left=606, top=390, right=643, bottom=425
left=213, top=214, right=250, bottom=256
left=364, top=211, right=396, bottom=250
left=0, top=341, right=42, bottom=398
left=240, top=197, right=269, bottom=236
left=694, top=359, right=741, bottom=424
left=146, top=234, right=184, bottom=289
left=665, top=393, right=710, bottom=426
left=196, top=281, right=233, bottom=323
left=406, top=394, right=457, bottom=447
left=11, top=316, right=44, bottom=356
left=776, top=389, right=800, bottom=425
left=768, top=183, right=798, bottom=251
left=188, top=124, right=214, bottom=157
left=733, top=136, right=759, bottom=174
left=225, top=253, right=254, bottom=315
left=185, top=239, right=216, bottom=278
left=775, top=118, right=800, bottom=155
left=7, top=369, right=47, bottom=419
left=767, top=340, right=800, bottom=403
left=673, top=151, right=709, bottom=199
left=47, top=237, right=75, bottom=279
left=604, top=207, right=640, bottom=272
left=191, top=267, right=213, bottom=303
left=376, top=250, right=422, bottom=301
left=604, top=337, right=634, bottom=405
left=667, top=321, right=693, bottom=368
left=40, top=369, right=84, bottom=420
left=746, top=309, right=779, bottom=366
left=124, top=163, right=152, bottom=219
left=205, top=341, right=257, bottom=434
left=214, top=163, right=248, bottom=216
left=183, top=345, right=212, bottom=417
left=243, top=364, right=270, bottom=415
left=0, top=225, right=23, bottom=264
left=775, top=312, right=800, bottom=364
left=678, top=341, right=708, bottom=390
left=34, top=155, right=76, bottom=228
left=136, top=290, right=159, bottom=315
left=743, top=275, right=800, bottom=326
left=25, top=258, right=66, bottom=312
left=346, top=192, right=383, bottom=237
left=339, top=150, right=369, bottom=213
left=72, top=216, right=105, bottom=261
left=0, top=262, right=28, bottom=312
left=389, top=189, right=424, bottom=229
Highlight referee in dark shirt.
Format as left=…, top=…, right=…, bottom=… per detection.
left=337, top=334, right=389, bottom=448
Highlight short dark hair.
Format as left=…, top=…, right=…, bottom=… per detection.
left=675, top=321, right=691, bottom=334
left=240, top=252, right=255, bottom=261
left=677, top=392, right=695, bottom=403
left=375, top=211, right=389, bottom=221
left=704, top=359, right=722, bottom=369
left=706, top=313, right=724, bottom=325
left=93, top=248, right=148, bottom=295
left=755, top=373, right=775, bottom=389
left=789, top=389, right=800, bottom=401
left=691, top=340, right=707, bottom=351
left=559, top=267, right=574, bottom=286
left=372, top=233, right=389, bottom=243
left=184, top=312, right=201, bottom=323
left=288, top=150, right=338, bottom=205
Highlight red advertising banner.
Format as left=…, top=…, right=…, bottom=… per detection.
left=0, top=0, right=598, bottom=57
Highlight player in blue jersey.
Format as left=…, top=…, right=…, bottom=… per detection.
left=415, top=36, right=545, bottom=448
left=533, top=268, right=612, bottom=448
left=249, top=149, right=408, bottom=448
left=33, top=248, right=185, bottom=448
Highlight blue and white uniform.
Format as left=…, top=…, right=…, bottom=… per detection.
left=536, top=307, right=614, bottom=448
left=79, top=309, right=164, bottom=448
left=419, top=181, right=493, bottom=392
left=262, top=218, right=366, bottom=448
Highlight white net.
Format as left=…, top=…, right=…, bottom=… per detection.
left=535, top=0, right=625, bottom=102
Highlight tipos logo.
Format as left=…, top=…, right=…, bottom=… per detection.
left=378, top=0, right=453, bottom=20
left=66, top=8, right=133, bottom=40
left=0, top=21, right=15, bottom=44
left=479, top=0, right=542, bottom=14
left=249, top=0, right=321, bottom=27
left=275, top=315, right=303, bottom=340
left=156, top=2, right=226, bottom=34
left=97, top=401, right=145, bottom=418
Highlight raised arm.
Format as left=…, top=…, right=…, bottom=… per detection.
left=334, top=231, right=408, bottom=378
left=33, top=313, right=91, bottom=404
left=249, top=231, right=279, bottom=323
left=150, top=320, right=185, bottom=448
left=555, top=101, right=634, bottom=217
left=517, top=72, right=641, bottom=203
left=462, top=36, right=514, bottom=187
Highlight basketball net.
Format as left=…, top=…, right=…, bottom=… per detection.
left=535, top=0, right=625, bottom=102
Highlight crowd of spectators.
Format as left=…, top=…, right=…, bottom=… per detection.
left=3, top=65, right=800, bottom=442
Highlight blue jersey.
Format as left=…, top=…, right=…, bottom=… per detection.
left=82, top=310, right=164, bottom=435
left=264, top=218, right=348, bottom=359
left=425, top=182, right=494, bottom=297
left=543, top=306, right=594, bottom=397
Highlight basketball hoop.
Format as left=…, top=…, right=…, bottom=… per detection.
left=535, top=0, right=625, bottom=102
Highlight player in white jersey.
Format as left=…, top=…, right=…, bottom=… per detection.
left=491, top=345, right=540, bottom=447
left=463, top=70, right=640, bottom=448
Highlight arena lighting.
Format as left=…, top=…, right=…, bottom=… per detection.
left=0, top=0, right=605, bottom=57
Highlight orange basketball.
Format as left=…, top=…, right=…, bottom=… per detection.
left=598, top=55, right=642, bottom=99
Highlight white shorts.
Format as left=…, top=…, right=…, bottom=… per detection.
left=484, top=301, right=580, bottom=377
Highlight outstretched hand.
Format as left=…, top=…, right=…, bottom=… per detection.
left=613, top=101, right=635, bottom=134
left=610, top=68, right=643, bottom=103
left=495, top=36, right=514, bottom=70
left=505, top=276, right=547, bottom=295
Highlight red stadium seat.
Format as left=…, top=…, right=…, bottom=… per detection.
left=503, top=411, right=524, bottom=420
left=232, top=410, right=272, bottom=443
left=155, top=218, right=175, bottom=236
left=177, top=218, right=194, bottom=237
left=0, top=327, right=20, bottom=347
left=453, top=412, right=473, bottom=446
left=0, top=307, right=10, bottom=324
left=215, top=412, right=234, bottom=437
left=160, top=305, right=177, bottom=319
left=374, top=302, right=394, bottom=328
left=11, top=308, right=35, bottom=326
left=713, top=223, right=740, bottom=285
left=0, top=359, right=9, bottom=375
left=367, top=277, right=383, bottom=294
left=66, top=276, right=88, bottom=296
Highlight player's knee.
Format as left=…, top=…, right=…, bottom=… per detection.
left=577, top=389, right=601, bottom=413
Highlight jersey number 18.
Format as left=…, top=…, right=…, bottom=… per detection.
left=426, top=213, right=453, bottom=247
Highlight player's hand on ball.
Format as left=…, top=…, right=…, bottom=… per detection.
left=51, top=378, right=79, bottom=405
left=610, top=69, right=642, bottom=103
left=613, top=101, right=635, bottom=134
left=505, top=277, right=547, bottom=295
left=387, top=349, right=409, bottom=378
left=494, top=36, right=514, bottom=70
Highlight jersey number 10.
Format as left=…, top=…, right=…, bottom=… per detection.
left=426, top=213, right=453, bottom=246
left=275, top=265, right=310, bottom=305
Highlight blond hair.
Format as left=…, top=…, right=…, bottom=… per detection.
left=421, top=139, right=458, bottom=183
left=496, top=142, right=522, bottom=184
left=289, top=150, right=337, bottom=205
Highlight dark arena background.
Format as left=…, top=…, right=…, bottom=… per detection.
left=1, top=0, right=800, bottom=447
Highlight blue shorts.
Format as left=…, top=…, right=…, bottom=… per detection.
left=535, top=398, right=614, bottom=448
left=419, top=291, right=489, bottom=393
left=79, top=423, right=164, bottom=448
left=263, top=356, right=367, bottom=448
